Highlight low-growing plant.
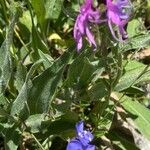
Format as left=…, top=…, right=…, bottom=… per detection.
left=0, top=0, right=150, bottom=149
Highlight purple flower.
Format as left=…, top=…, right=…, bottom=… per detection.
left=74, top=0, right=101, bottom=51
left=67, top=121, right=95, bottom=150
left=106, top=0, right=132, bottom=41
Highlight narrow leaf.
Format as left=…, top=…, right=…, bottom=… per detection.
left=11, top=60, right=43, bottom=120
left=0, top=8, right=19, bottom=93
left=31, top=0, right=46, bottom=30
left=120, top=34, right=150, bottom=52
left=121, top=96, right=150, bottom=140
left=28, top=51, right=71, bottom=114
left=46, top=0, right=64, bottom=20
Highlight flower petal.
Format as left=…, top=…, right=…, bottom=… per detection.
left=78, top=14, right=87, bottom=34
left=76, top=121, right=84, bottom=134
left=67, top=139, right=83, bottom=150
left=86, top=144, right=96, bottom=150
left=73, top=0, right=101, bottom=51
left=119, top=25, right=128, bottom=39
left=107, top=0, right=132, bottom=40
left=85, top=25, right=96, bottom=47
left=77, top=35, right=83, bottom=52
left=108, top=20, right=121, bottom=41
left=79, top=130, right=94, bottom=146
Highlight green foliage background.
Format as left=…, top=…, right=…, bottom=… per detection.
left=0, top=0, right=150, bottom=149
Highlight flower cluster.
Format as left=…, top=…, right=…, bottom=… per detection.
left=73, top=0, right=101, bottom=51
left=67, top=121, right=95, bottom=150
left=73, top=0, right=132, bottom=51
left=107, top=0, right=132, bottom=41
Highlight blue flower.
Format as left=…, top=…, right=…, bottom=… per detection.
left=67, top=121, right=95, bottom=150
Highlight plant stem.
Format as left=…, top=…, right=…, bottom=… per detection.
left=31, top=133, right=45, bottom=150
left=22, top=121, right=45, bottom=150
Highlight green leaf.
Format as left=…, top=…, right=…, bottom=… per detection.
left=94, top=101, right=115, bottom=137
left=0, top=123, right=4, bottom=132
left=88, top=80, right=108, bottom=101
left=121, top=96, right=150, bottom=140
left=115, top=61, right=149, bottom=91
left=123, top=60, right=145, bottom=71
left=31, top=0, right=46, bottom=30
left=123, top=86, right=145, bottom=96
left=38, top=49, right=54, bottom=69
left=0, top=94, right=9, bottom=118
left=0, top=0, right=8, bottom=23
left=25, top=112, right=78, bottom=138
left=107, top=131, right=139, bottom=150
left=115, top=68, right=144, bottom=91
left=18, top=11, right=32, bottom=43
left=31, top=24, right=48, bottom=58
left=135, top=70, right=150, bottom=84
left=10, top=81, right=31, bottom=120
left=79, top=58, right=96, bottom=87
left=66, top=53, right=96, bottom=88
left=4, top=125, right=21, bottom=150
left=19, top=10, right=32, bottom=32
left=0, top=108, right=7, bottom=118
left=28, top=0, right=48, bottom=58
left=25, top=114, right=46, bottom=133
left=28, top=66, right=64, bottom=114
left=15, top=63, right=27, bottom=91
left=28, top=51, right=72, bottom=114
left=0, top=8, right=19, bottom=93
left=11, top=60, right=43, bottom=120
left=0, top=94, right=9, bottom=110
left=46, top=111, right=78, bottom=136
left=120, top=34, right=150, bottom=52
left=127, top=19, right=143, bottom=38
left=46, top=0, right=64, bottom=20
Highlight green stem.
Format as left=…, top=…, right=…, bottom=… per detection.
left=31, top=134, right=45, bottom=150
left=14, top=27, right=30, bottom=53
left=22, top=121, right=45, bottom=150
